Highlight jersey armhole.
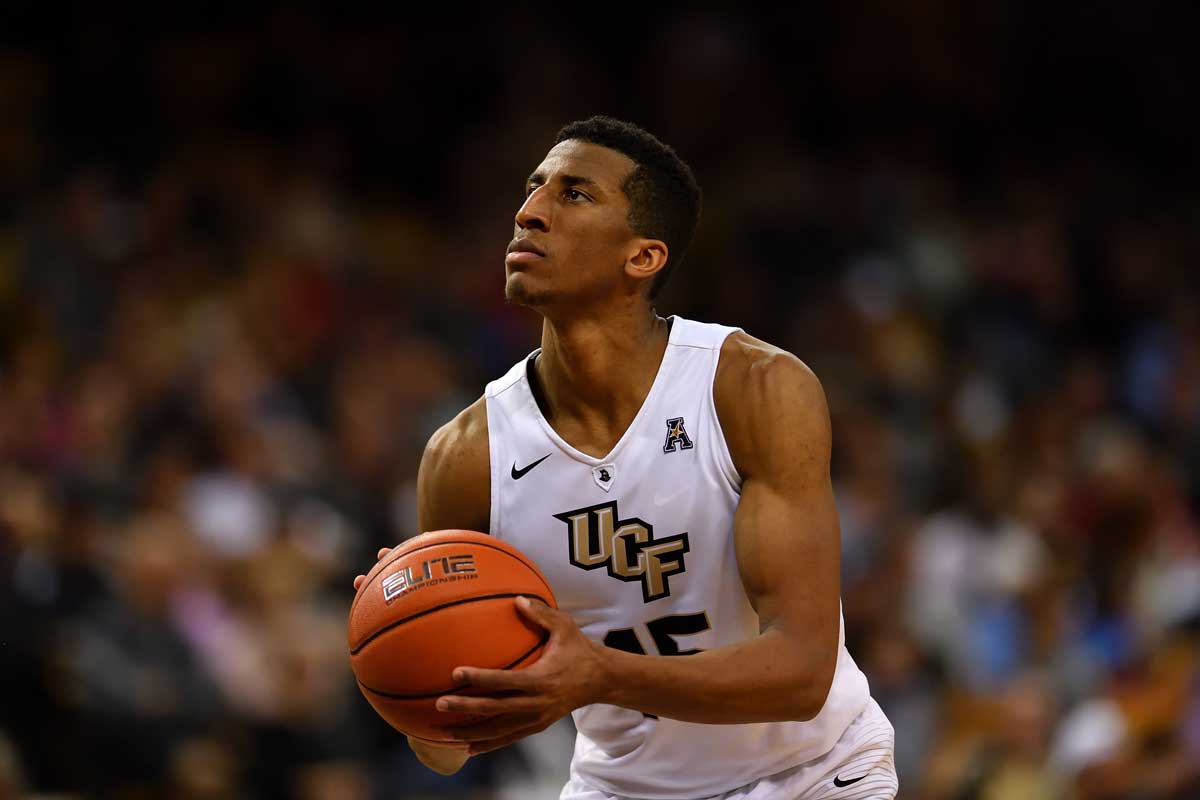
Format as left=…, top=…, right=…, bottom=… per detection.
left=484, top=393, right=502, bottom=537
left=482, top=353, right=538, bottom=540
left=708, top=330, right=744, bottom=494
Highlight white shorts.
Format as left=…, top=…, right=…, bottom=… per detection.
left=561, top=698, right=897, bottom=800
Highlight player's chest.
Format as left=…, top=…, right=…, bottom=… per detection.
left=497, top=448, right=733, bottom=619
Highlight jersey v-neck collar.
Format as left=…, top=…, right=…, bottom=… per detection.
left=521, top=316, right=678, bottom=467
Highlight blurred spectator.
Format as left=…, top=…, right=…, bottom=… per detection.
left=0, top=731, right=24, bottom=800
left=907, top=446, right=1050, bottom=690
left=859, top=624, right=940, bottom=793
left=55, top=513, right=218, bottom=791
left=1050, top=697, right=1130, bottom=797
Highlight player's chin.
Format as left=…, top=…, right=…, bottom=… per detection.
left=505, top=274, right=553, bottom=308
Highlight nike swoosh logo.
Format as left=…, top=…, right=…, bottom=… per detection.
left=511, top=454, right=551, bottom=480
left=833, top=774, right=867, bottom=787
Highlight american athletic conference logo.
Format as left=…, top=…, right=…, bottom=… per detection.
left=554, top=501, right=689, bottom=603
left=663, top=417, right=693, bottom=453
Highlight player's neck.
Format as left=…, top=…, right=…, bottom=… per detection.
left=534, top=303, right=670, bottom=431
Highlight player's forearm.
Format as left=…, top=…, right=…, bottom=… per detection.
left=596, top=628, right=835, bottom=724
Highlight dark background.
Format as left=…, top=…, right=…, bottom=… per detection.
left=1, top=3, right=1199, bottom=799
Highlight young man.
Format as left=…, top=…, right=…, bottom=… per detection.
left=354, top=116, right=897, bottom=799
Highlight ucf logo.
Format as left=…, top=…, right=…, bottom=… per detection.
left=554, top=501, right=689, bottom=603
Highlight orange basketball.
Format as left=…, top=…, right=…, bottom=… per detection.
left=347, top=530, right=556, bottom=742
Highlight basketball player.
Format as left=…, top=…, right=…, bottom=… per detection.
left=354, top=116, right=897, bottom=799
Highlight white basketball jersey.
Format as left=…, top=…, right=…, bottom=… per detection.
left=484, top=316, right=871, bottom=800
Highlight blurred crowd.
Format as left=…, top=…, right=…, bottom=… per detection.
left=2, top=5, right=1199, bottom=800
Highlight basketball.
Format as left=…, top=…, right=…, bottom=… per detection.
left=347, top=530, right=557, bottom=742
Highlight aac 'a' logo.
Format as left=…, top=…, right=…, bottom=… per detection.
left=554, top=501, right=689, bottom=603
left=663, top=417, right=693, bottom=453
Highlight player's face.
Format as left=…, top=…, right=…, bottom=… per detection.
left=505, top=140, right=640, bottom=309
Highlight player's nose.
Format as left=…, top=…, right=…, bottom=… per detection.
left=515, top=186, right=550, bottom=232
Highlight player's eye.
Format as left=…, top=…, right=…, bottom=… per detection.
left=565, top=188, right=587, bottom=201
left=524, top=184, right=538, bottom=198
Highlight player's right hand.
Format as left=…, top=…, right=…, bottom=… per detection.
left=408, top=735, right=470, bottom=775
left=352, top=547, right=393, bottom=591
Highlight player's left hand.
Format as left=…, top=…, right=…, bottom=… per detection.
left=436, top=597, right=610, bottom=755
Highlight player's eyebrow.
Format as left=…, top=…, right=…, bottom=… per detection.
left=525, top=172, right=605, bottom=194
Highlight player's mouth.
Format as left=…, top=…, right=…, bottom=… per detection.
left=506, top=238, right=546, bottom=267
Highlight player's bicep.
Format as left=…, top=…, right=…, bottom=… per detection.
left=725, top=350, right=841, bottom=657
left=734, top=471, right=841, bottom=645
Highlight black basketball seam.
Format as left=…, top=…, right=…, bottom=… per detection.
left=355, top=631, right=551, bottom=699
left=350, top=538, right=554, bottom=618
left=350, top=591, right=551, bottom=655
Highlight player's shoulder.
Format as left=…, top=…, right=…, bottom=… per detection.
left=420, top=396, right=489, bottom=496
left=716, top=331, right=824, bottom=406
left=424, top=395, right=489, bottom=466
left=714, top=332, right=829, bottom=478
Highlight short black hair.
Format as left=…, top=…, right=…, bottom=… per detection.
left=554, top=116, right=701, bottom=300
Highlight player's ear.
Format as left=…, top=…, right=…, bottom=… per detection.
left=625, top=239, right=669, bottom=284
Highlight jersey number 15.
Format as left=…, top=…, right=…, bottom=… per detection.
left=603, top=611, right=711, bottom=657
